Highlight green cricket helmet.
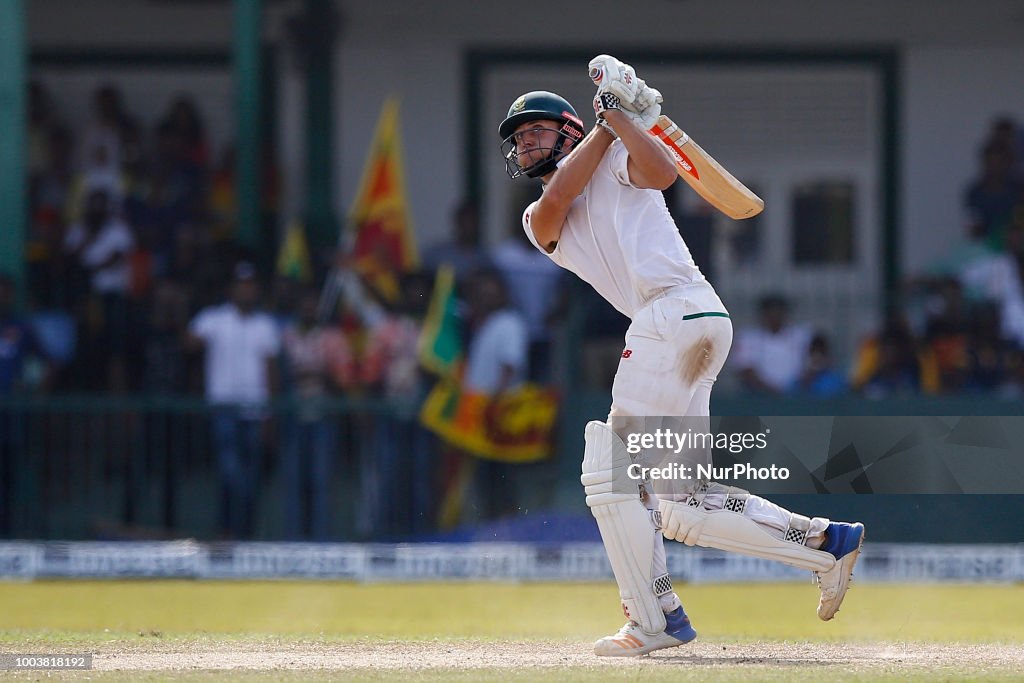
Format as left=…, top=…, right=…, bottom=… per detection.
left=499, top=91, right=586, bottom=179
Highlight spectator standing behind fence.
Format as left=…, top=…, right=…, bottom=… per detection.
left=361, top=271, right=435, bottom=536
left=964, top=138, right=1022, bottom=251
left=28, top=82, right=59, bottom=182
left=361, top=272, right=428, bottom=399
left=125, top=121, right=198, bottom=278
left=850, top=311, right=938, bottom=399
left=421, top=199, right=492, bottom=291
left=959, top=221, right=1024, bottom=347
left=29, top=126, right=75, bottom=308
left=69, top=142, right=125, bottom=225
left=0, top=274, right=53, bottom=536
left=462, top=268, right=528, bottom=521
left=794, top=332, right=847, bottom=398
left=142, top=278, right=190, bottom=394
left=280, top=288, right=357, bottom=540
left=733, top=294, right=813, bottom=395
left=186, top=263, right=280, bottom=539
left=0, top=274, right=52, bottom=394
left=63, top=188, right=135, bottom=392
left=79, top=85, right=134, bottom=187
left=965, top=301, right=1018, bottom=394
left=922, top=278, right=971, bottom=393
left=163, top=96, right=210, bottom=171
left=490, top=214, right=564, bottom=383
left=988, top=116, right=1024, bottom=183
left=158, top=96, right=210, bottom=229
left=27, top=83, right=71, bottom=307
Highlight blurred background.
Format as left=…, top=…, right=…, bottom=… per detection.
left=1, top=0, right=1023, bottom=548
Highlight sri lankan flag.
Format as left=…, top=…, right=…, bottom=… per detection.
left=420, top=381, right=559, bottom=464
left=416, top=266, right=558, bottom=527
left=349, top=97, right=419, bottom=302
left=417, top=266, right=462, bottom=376
left=417, top=266, right=559, bottom=464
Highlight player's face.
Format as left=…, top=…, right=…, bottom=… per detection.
left=512, top=120, right=562, bottom=169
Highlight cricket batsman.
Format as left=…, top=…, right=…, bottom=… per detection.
left=497, top=55, right=865, bottom=657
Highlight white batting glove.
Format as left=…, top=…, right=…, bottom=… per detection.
left=588, top=55, right=640, bottom=107
left=594, top=90, right=659, bottom=134
left=622, top=99, right=662, bottom=132
left=632, top=81, right=663, bottom=113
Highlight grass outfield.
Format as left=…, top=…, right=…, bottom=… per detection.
left=1, top=581, right=1023, bottom=681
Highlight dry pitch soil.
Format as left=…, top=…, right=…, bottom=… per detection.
left=82, top=638, right=1023, bottom=673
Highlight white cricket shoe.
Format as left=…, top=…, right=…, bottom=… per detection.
left=815, top=521, right=865, bottom=621
left=594, top=606, right=696, bottom=657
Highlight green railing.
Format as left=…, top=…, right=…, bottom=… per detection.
left=1, top=395, right=420, bottom=541
left=3, top=393, right=1023, bottom=542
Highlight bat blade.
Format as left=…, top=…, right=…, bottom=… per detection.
left=648, top=115, right=764, bottom=220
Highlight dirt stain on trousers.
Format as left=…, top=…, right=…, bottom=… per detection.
left=680, top=335, right=714, bottom=385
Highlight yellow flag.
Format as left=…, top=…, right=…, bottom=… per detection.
left=276, top=219, right=313, bottom=283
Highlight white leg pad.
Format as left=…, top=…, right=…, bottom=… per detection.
left=581, top=421, right=669, bottom=635
left=659, top=497, right=836, bottom=573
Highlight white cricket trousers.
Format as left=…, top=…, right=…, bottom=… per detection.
left=607, top=281, right=829, bottom=545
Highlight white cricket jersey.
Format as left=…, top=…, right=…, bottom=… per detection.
left=523, top=139, right=705, bottom=319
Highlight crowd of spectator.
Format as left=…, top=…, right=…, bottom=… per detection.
left=881, top=115, right=1024, bottom=398
left=23, top=81, right=257, bottom=395
left=736, top=116, right=1024, bottom=399
left=7, top=82, right=571, bottom=540
left=5, top=80, right=1024, bottom=541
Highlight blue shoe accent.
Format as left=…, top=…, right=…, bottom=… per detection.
left=822, top=522, right=865, bottom=560
left=664, top=606, right=697, bottom=643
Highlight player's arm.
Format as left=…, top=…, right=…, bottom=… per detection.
left=528, top=126, right=616, bottom=252
left=603, top=108, right=677, bottom=191
left=588, top=57, right=676, bottom=191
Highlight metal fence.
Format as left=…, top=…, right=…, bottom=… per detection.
left=3, top=393, right=1023, bottom=543
left=0, top=396, right=432, bottom=542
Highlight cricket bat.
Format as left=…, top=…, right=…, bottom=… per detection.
left=648, top=115, right=764, bottom=220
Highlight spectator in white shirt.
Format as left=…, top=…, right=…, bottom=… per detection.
left=63, top=188, right=135, bottom=391
left=64, top=189, right=134, bottom=295
left=186, top=262, right=281, bottom=538
left=489, top=213, right=564, bottom=383
left=733, top=294, right=814, bottom=395
left=463, top=268, right=529, bottom=521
